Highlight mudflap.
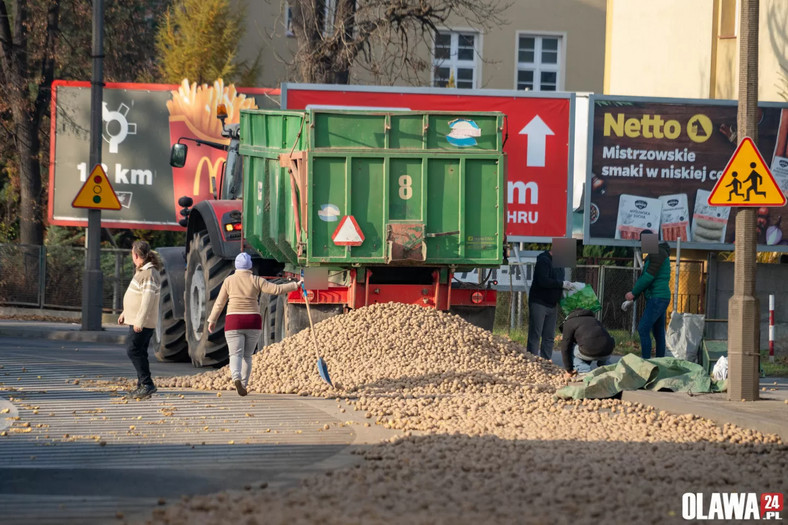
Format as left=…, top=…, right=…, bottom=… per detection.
left=449, top=305, right=496, bottom=332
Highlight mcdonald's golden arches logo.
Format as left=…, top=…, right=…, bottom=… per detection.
left=194, top=156, right=225, bottom=195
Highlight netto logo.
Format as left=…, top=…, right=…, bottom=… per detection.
left=687, top=114, right=713, bottom=143
left=603, top=112, right=713, bottom=143
left=635, top=200, right=647, bottom=210
left=102, top=102, right=137, bottom=154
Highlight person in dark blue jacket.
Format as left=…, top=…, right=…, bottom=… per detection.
left=527, top=249, right=573, bottom=360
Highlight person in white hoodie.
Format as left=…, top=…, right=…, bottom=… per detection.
left=208, top=252, right=302, bottom=396
left=118, top=240, right=161, bottom=399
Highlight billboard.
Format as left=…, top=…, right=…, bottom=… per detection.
left=585, top=95, right=788, bottom=250
left=48, top=80, right=278, bottom=230
left=282, top=83, right=574, bottom=243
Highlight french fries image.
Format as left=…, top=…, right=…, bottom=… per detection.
left=167, top=78, right=258, bottom=222
left=167, top=78, right=257, bottom=139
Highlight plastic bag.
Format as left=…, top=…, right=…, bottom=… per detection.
left=712, top=355, right=728, bottom=381
left=559, top=284, right=601, bottom=316
left=666, top=313, right=705, bottom=362
left=621, top=300, right=634, bottom=311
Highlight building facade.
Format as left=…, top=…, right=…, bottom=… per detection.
left=604, top=0, right=788, bottom=102
left=238, top=0, right=607, bottom=93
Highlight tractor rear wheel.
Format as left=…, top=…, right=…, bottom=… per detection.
left=152, top=262, right=189, bottom=362
left=184, top=231, right=233, bottom=367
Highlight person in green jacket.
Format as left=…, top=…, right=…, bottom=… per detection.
left=625, top=235, right=672, bottom=359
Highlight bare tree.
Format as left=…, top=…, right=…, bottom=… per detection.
left=288, top=0, right=510, bottom=84
left=0, top=0, right=167, bottom=245
left=0, top=0, right=58, bottom=246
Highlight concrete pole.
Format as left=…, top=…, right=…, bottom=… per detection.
left=673, top=237, right=681, bottom=313
left=727, top=0, right=760, bottom=401
left=81, top=0, right=104, bottom=331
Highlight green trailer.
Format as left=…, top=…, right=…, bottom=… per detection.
left=238, top=108, right=506, bottom=335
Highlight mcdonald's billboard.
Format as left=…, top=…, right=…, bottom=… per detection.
left=48, top=80, right=278, bottom=230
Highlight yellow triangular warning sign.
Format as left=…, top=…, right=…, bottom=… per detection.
left=708, top=137, right=786, bottom=207
left=72, top=165, right=121, bottom=210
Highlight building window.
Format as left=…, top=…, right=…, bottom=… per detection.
left=718, top=0, right=737, bottom=38
left=285, top=5, right=294, bottom=36
left=516, top=34, right=563, bottom=91
left=432, top=31, right=478, bottom=89
left=285, top=1, right=336, bottom=37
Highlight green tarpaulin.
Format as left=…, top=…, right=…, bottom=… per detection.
left=555, top=353, right=727, bottom=400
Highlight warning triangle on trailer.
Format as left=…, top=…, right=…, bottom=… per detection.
left=331, top=215, right=364, bottom=246
left=72, top=164, right=122, bottom=210
left=707, top=137, right=786, bottom=207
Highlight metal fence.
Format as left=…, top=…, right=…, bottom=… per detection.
left=500, top=259, right=706, bottom=334
left=0, top=244, right=134, bottom=313
left=572, top=260, right=705, bottom=333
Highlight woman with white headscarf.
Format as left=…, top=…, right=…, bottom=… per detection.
left=207, top=252, right=301, bottom=396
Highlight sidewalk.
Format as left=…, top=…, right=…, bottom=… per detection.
left=0, top=306, right=125, bottom=343
left=550, top=349, right=788, bottom=441
left=0, top=318, right=127, bottom=344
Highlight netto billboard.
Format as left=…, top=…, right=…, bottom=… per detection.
left=585, top=95, right=788, bottom=251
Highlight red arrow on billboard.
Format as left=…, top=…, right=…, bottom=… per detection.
left=332, top=215, right=365, bottom=246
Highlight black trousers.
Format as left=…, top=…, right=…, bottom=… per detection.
left=126, top=326, right=155, bottom=387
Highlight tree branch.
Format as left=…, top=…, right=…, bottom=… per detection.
left=33, top=1, right=60, bottom=126
left=290, top=0, right=511, bottom=84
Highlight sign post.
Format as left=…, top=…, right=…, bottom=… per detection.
left=82, top=0, right=104, bottom=332
left=728, top=0, right=762, bottom=402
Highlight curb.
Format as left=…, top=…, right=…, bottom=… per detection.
left=0, top=306, right=118, bottom=325
left=0, top=325, right=127, bottom=344
left=621, top=387, right=788, bottom=442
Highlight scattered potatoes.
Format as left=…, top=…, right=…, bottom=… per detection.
left=148, top=303, right=786, bottom=524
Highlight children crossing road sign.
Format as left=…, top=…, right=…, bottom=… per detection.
left=708, top=137, right=786, bottom=207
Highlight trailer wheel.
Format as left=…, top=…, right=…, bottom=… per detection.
left=153, top=263, right=189, bottom=362
left=256, top=294, right=277, bottom=352
left=258, top=278, right=288, bottom=349
left=185, top=231, right=233, bottom=367
left=274, top=295, right=287, bottom=342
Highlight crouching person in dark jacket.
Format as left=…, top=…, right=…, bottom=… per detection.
left=559, top=308, right=616, bottom=378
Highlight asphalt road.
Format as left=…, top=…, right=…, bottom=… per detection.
left=0, top=334, right=389, bottom=525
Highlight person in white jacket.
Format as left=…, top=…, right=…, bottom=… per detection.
left=118, top=240, right=161, bottom=399
left=208, top=252, right=302, bottom=396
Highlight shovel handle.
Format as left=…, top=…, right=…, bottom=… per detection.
left=301, top=282, right=321, bottom=361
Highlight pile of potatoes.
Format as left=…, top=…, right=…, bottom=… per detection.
left=148, top=303, right=786, bottom=524
left=157, top=302, right=565, bottom=399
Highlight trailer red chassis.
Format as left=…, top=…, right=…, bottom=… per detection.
left=285, top=269, right=496, bottom=309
